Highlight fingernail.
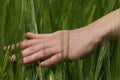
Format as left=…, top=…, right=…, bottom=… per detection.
left=16, top=43, right=19, bottom=48
left=11, top=44, right=15, bottom=50
left=4, top=46, right=7, bottom=51
left=8, top=45, right=10, bottom=50
left=9, top=54, right=16, bottom=62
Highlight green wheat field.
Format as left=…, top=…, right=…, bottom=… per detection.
left=0, top=0, right=120, bottom=80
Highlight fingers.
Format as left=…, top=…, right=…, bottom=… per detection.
left=9, top=54, right=16, bottom=62
left=21, top=39, right=42, bottom=49
left=4, top=32, right=63, bottom=67
left=26, top=32, right=50, bottom=39
left=9, top=53, right=62, bottom=67
left=4, top=45, right=11, bottom=51
left=22, top=40, right=58, bottom=57
left=4, top=32, right=52, bottom=51
left=23, top=45, right=62, bottom=64
left=21, top=38, right=54, bottom=49
left=40, top=53, right=62, bottom=67
left=4, top=43, right=20, bottom=51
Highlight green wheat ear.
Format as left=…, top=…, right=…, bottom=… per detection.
left=0, top=0, right=120, bottom=80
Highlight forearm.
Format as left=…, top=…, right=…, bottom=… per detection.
left=88, top=8, right=120, bottom=41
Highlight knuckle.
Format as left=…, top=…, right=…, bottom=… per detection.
left=31, top=55, right=38, bottom=61
left=47, top=59, right=52, bottom=63
left=43, top=60, right=52, bottom=66
left=25, top=47, right=36, bottom=55
left=43, top=48, right=53, bottom=56
left=57, top=54, right=62, bottom=59
left=47, top=48, right=53, bottom=54
left=29, top=47, right=36, bottom=52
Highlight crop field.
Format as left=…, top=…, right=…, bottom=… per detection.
left=0, top=0, right=120, bottom=80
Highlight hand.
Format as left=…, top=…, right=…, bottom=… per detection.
left=4, top=9, right=120, bottom=67
left=21, top=26, right=100, bottom=67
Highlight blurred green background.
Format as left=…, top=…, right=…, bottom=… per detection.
left=0, top=0, right=120, bottom=80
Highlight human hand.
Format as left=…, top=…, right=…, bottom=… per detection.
left=20, top=26, right=101, bottom=67
left=4, top=9, right=120, bottom=67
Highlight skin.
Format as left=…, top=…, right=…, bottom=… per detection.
left=6, top=8, right=120, bottom=67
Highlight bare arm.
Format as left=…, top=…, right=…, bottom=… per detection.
left=87, top=8, right=120, bottom=41
left=7, top=8, right=120, bottom=67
